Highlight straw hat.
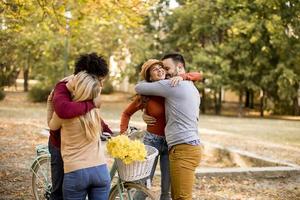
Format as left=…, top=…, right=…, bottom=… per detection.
left=140, top=59, right=163, bottom=81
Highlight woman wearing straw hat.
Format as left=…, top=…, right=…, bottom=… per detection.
left=120, top=59, right=201, bottom=200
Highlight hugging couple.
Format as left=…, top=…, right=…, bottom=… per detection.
left=121, top=53, right=203, bottom=200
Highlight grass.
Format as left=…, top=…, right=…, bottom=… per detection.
left=199, top=115, right=300, bottom=148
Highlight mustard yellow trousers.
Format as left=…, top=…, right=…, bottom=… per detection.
left=169, top=144, right=202, bottom=200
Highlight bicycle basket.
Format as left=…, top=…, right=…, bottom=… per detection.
left=115, top=145, right=158, bottom=182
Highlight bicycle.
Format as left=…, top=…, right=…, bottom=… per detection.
left=30, top=127, right=157, bottom=200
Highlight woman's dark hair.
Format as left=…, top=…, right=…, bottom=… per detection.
left=74, top=52, right=109, bottom=77
left=161, top=53, right=185, bottom=68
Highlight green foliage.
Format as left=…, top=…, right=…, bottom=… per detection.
left=272, top=101, right=296, bottom=115
left=124, top=0, right=172, bottom=83
left=160, top=0, right=300, bottom=115
left=28, top=84, right=52, bottom=102
left=0, top=62, right=20, bottom=88
left=102, top=80, right=114, bottom=94
left=2, top=0, right=300, bottom=115
left=0, top=89, right=6, bottom=101
left=0, top=27, right=20, bottom=88
left=1, top=0, right=156, bottom=91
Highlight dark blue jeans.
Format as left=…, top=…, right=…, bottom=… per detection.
left=135, top=131, right=171, bottom=200
left=63, top=164, right=111, bottom=200
left=48, top=140, right=64, bottom=200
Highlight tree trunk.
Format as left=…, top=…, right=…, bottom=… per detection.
left=293, top=97, right=300, bottom=116
left=214, top=91, right=217, bottom=114
left=214, top=88, right=222, bottom=115
left=23, top=69, right=29, bottom=92
left=218, top=29, right=223, bottom=44
left=245, top=89, right=250, bottom=108
left=238, top=89, right=244, bottom=117
left=200, top=88, right=206, bottom=114
left=24, top=56, right=29, bottom=92
left=200, top=35, right=206, bottom=48
left=245, top=89, right=254, bottom=109
left=249, top=90, right=254, bottom=109
left=218, top=88, right=222, bottom=114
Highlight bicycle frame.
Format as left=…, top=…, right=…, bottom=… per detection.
left=31, top=153, right=51, bottom=200
left=110, top=161, right=135, bottom=200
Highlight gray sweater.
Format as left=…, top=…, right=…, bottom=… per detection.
left=135, top=80, right=200, bottom=148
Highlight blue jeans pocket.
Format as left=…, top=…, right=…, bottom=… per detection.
left=94, top=165, right=111, bottom=187
left=64, top=170, right=85, bottom=192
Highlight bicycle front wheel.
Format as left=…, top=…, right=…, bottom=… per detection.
left=109, top=182, right=156, bottom=200
left=31, top=154, right=52, bottom=200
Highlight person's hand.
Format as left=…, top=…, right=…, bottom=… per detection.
left=142, top=112, right=156, bottom=126
left=93, top=91, right=102, bottom=108
left=170, top=76, right=183, bottom=87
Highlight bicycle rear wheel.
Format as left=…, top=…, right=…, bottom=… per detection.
left=31, top=154, right=52, bottom=200
left=109, top=182, right=156, bottom=200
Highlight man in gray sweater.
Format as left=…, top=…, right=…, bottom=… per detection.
left=135, top=53, right=202, bottom=200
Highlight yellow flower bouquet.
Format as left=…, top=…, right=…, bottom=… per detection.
left=106, top=135, right=147, bottom=164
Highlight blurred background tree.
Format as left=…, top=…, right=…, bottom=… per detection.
left=158, top=0, right=300, bottom=116
left=1, top=0, right=299, bottom=115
